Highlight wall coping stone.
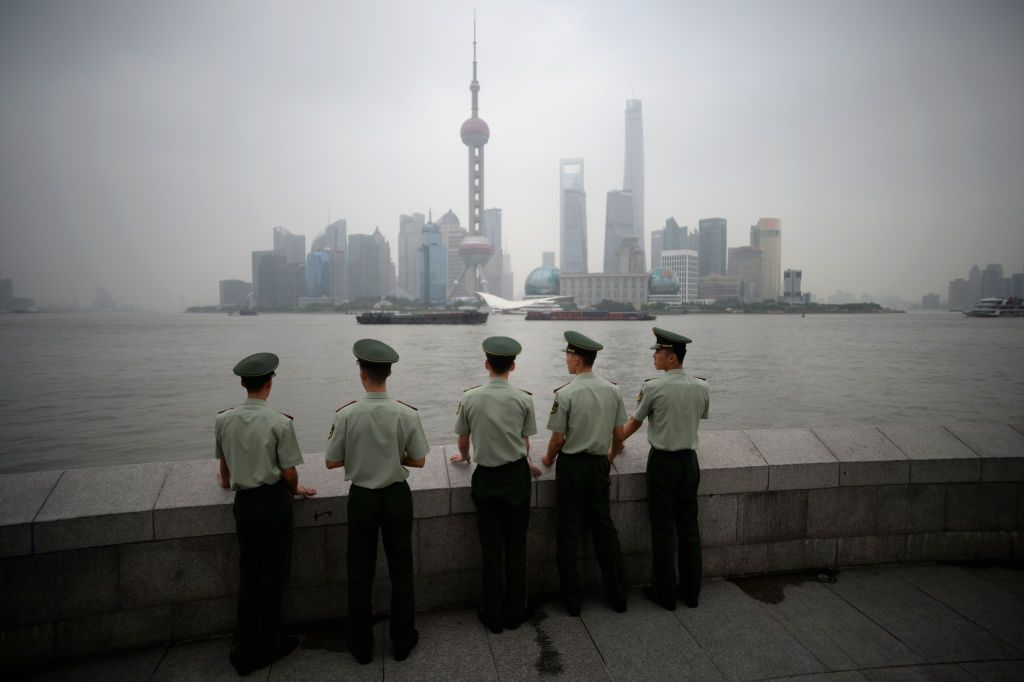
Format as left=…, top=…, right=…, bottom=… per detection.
left=812, top=426, right=909, bottom=486
left=2, top=425, right=1021, bottom=558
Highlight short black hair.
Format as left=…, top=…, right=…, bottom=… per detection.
left=573, top=350, right=596, bottom=367
left=358, top=360, right=392, bottom=384
left=241, top=374, right=273, bottom=392
left=671, top=345, right=687, bottom=364
left=486, top=354, right=515, bottom=374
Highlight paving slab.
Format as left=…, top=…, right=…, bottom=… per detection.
left=698, top=431, right=768, bottom=495
left=33, top=462, right=169, bottom=553
left=678, top=578, right=827, bottom=680
left=824, top=567, right=1020, bottom=663
left=22, top=643, right=166, bottom=681
left=876, top=425, right=980, bottom=484
left=745, top=429, right=839, bottom=491
left=769, top=674, right=868, bottom=682
left=383, top=609, right=497, bottom=680
left=268, top=620, right=384, bottom=680
left=812, top=427, right=909, bottom=486
left=731, top=575, right=923, bottom=670
left=958, top=660, right=1024, bottom=681
left=153, top=460, right=234, bottom=539
left=152, top=636, right=264, bottom=681
left=490, top=608, right=609, bottom=681
left=943, top=423, right=1024, bottom=482
left=859, top=663, right=977, bottom=681
left=584, top=588, right=723, bottom=680
left=969, top=565, right=1024, bottom=599
left=0, top=470, right=62, bottom=557
left=888, top=564, right=1024, bottom=652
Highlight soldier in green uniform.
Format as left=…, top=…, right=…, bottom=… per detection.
left=215, top=352, right=317, bottom=676
left=618, top=327, right=709, bottom=611
left=451, top=336, right=540, bottom=634
left=325, top=339, right=429, bottom=665
left=541, top=331, right=628, bottom=616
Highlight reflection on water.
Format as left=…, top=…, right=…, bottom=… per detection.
left=0, top=311, right=1022, bottom=473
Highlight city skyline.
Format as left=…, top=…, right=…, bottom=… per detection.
left=1, top=2, right=1023, bottom=309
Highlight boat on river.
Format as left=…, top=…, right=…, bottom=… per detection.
left=356, top=310, right=488, bottom=325
left=525, top=310, right=656, bottom=321
left=964, top=298, right=1024, bottom=317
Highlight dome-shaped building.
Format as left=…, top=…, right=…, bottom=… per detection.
left=524, top=266, right=560, bottom=297
left=649, top=268, right=681, bottom=296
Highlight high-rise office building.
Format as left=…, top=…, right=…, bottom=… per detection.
left=603, top=190, right=634, bottom=273
left=502, top=252, right=513, bottom=300
left=252, top=250, right=283, bottom=309
left=559, top=158, right=587, bottom=273
left=754, top=218, right=782, bottom=301
left=219, top=280, right=251, bottom=309
left=328, top=250, right=347, bottom=302
left=306, top=251, right=331, bottom=298
left=623, top=99, right=644, bottom=265
left=347, top=234, right=381, bottom=300
left=272, top=226, right=306, bottom=264
left=698, top=218, right=727, bottom=277
left=661, top=249, right=699, bottom=302
left=728, top=246, right=763, bottom=303
left=947, top=278, right=970, bottom=311
left=453, top=21, right=494, bottom=296
left=438, top=210, right=466, bottom=297
left=981, top=263, right=1008, bottom=298
left=615, top=237, right=646, bottom=274
left=420, top=218, right=448, bottom=305
left=398, top=213, right=425, bottom=300
left=483, top=208, right=504, bottom=295
left=783, top=269, right=803, bottom=302
left=325, top=219, right=347, bottom=252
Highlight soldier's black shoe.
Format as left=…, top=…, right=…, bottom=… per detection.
left=564, top=600, right=581, bottom=617
left=644, top=586, right=677, bottom=611
left=348, top=639, right=373, bottom=665
left=393, top=629, right=419, bottom=662
left=478, top=608, right=503, bottom=634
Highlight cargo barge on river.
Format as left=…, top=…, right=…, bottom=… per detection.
left=356, top=310, right=488, bottom=325
left=525, top=310, right=656, bottom=321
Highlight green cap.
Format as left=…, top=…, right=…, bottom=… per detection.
left=233, top=352, right=279, bottom=377
left=353, top=338, right=399, bottom=364
left=650, top=327, right=692, bottom=350
left=563, top=330, right=603, bottom=354
left=482, top=336, right=522, bottom=357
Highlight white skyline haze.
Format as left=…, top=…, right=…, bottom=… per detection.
left=1, top=0, right=1022, bottom=309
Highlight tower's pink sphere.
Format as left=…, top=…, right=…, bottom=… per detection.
left=460, top=117, right=490, bottom=146
left=459, top=235, right=493, bottom=266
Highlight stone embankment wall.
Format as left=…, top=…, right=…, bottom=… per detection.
left=1, top=423, right=1022, bottom=671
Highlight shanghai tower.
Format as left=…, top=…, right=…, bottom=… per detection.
left=451, top=18, right=493, bottom=298
left=623, top=99, right=645, bottom=265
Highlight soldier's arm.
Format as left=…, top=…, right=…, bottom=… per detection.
left=620, top=417, right=643, bottom=442
left=218, top=458, right=231, bottom=489
left=542, top=432, right=564, bottom=468
left=402, top=413, right=429, bottom=468
left=451, top=433, right=471, bottom=463
left=609, top=424, right=627, bottom=462
left=281, top=466, right=316, bottom=497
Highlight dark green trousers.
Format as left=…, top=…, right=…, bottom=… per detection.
left=471, top=457, right=531, bottom=631
left=347, top=481, right=415, bottom=658
left=647, top=448, right=702, bottom=605
left=233, top=480, right=293, bottom=667
left=556, top=452, right=627, bottom=610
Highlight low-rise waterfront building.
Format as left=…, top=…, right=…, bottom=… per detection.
left=560, top=272, right=648, bottom=308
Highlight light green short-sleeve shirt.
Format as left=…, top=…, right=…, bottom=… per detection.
left=545, top=372, right=627, bottom=455
left=632, top=369, right=709, bottom=451
left=454, top=378, right=538, bottom=467
left=325, top=392, right=430, bottom=490
left=215, top=398, right=304, bottom=491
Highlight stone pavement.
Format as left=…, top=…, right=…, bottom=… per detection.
left=21, top=564, right=1024, bottom=681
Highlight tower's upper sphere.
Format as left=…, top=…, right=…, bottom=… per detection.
left=461, top=117, right=490, bottom=146
left=459, top=234, right=493, bottom=266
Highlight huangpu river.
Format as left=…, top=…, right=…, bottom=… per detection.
left=0, top=311, right=1022, bottom=474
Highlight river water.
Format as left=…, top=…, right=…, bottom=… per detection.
left=0, top=311, right=1021, bottom=474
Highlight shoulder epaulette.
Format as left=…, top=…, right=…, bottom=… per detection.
left=552, top=382, right=570, bottom=393
left=335, top=401, right=357, bottom=412
left=608, top=380, right=618, bottom=386
left=517, top=388, right=533, bottom=396
left=643, top=376, right=659, bottom=383
left=696, top=376, right=708, bottom=382
left=396, top=400, right=418, bottom=411
left=277, top=411, right=294, bottom=420
left=462, top=384, right=482, bottom=393
left=217, top=407, right=233, bottom=414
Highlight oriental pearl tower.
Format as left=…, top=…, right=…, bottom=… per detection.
left=450, top=19, right=493, bottom=298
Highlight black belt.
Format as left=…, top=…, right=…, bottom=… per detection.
left=560, top=450, right=606, bottom=457
left=235, top=479, right=287, bottom=496
left=650, top=448, right=696, bottom=456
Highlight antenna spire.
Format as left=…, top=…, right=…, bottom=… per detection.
left=470, top=11, right=480, bottom=117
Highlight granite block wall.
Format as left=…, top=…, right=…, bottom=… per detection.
left=1, top=424, right=1022, bottom=672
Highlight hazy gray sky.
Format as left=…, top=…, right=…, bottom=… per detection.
left=2, top=0, right=1023, bottom=308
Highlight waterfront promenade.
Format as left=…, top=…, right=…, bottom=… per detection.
left=24, top=563, right=1024, bottom=680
